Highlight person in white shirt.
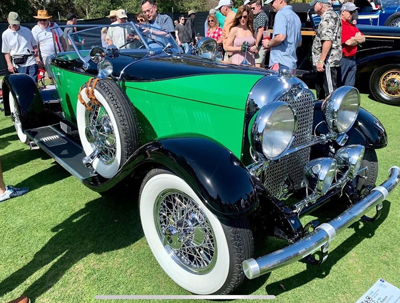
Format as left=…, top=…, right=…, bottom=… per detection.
left=31, top=10, right=66, bottom=80
left=106, top=9, right=133, bottom=48
left=2, top=11, right=42, bottom=83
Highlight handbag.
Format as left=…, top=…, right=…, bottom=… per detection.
left=12, top=54, right=31, bottom=65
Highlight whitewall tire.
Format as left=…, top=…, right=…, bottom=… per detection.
left=139, top=169, right=253, bottom=294
left=9, top=92, right=29, bottom=144
left=77, top=79, right=139, bottom=179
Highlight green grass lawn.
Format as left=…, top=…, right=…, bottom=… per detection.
left=0, top=92, right=399, bottom=303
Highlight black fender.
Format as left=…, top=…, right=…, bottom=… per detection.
left=2, top=74, right=46, bottom=129
left=83, top=136, right=260, bottom=219
left=357, top=51, right=400, bottom=78
left=313, top=101, right=387, bottom=148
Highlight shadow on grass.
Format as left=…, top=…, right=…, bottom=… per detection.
left=0, top=190, right=142, bottom=302
left=1, top=147, right=51, bottom=174
left=264, top=200, right=391, bottom=296
left=0, top=125, right=16, bottom=137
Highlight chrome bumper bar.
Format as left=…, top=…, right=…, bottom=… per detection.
left=243, top=166, right=400, bottom=280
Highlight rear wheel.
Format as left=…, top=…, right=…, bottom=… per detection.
left=370, top=64, right=400, bottom=105
left=8, top=92, right=29, bottom=144
left=139, top=169, right=254, bottom=294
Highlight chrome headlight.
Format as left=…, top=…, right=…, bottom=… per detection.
left=323, top=86, right=360, bottom=134
left=304, top=158, right=337, bottom=196
left=335, top=145, right=365, bottom=179
left=249, top=101, right=297, bottom=160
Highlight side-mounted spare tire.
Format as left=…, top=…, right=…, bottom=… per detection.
left=77, top=78, right=139, bottom=179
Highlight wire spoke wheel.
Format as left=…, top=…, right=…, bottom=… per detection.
left=380, top=70, right=400, bottom=98
left=155, top=190, right=217, bottom=274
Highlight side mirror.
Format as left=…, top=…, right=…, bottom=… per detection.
left=90, top=46, right=106, bottom=63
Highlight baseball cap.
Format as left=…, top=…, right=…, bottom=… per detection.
left=310, top=0, right=331, bottom=6
left=215, top=0, right=232, bottom=10
left=66, top=13, right=77, bottom=20
left=107, top=10, right=117, bottom=18
left=341, top=2, right=359, bottom=11
left=244, top=0, right=250, bottom=4
left=116, top=9, right=128, bottom=19
left=8, top=12, right=20, bottom=25
left=209, top=8, right=217, bottom=14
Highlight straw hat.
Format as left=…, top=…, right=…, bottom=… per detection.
left=107, top=10, right=117, bottom=18
left=188, top=10, right=196, bottom=16
left=34, top=10, right=52, bottom=19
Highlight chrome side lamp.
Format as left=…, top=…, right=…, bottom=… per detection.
left=304, top=158, right=337, bottom=196
left=335, top=145, right=365, bottom=179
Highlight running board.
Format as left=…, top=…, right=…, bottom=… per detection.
left=25, top=124, right=97, bottom=181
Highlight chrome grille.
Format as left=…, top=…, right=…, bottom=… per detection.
left=262, top=86, right=315, bottom=198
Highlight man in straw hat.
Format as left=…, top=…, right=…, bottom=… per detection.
left=107, top=9, right=134, bottom=48
left=2, top=11, right=42, bottom=83
left=31, top=10, right=66, bottom=82
left=186, top=10, right=196, bottom=47
left=106, top=10, right=118, bottom=23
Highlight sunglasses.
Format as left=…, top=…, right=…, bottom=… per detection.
left=250, top=6, right=256, bottom=10
left=208, top=19, right=215, bottom=23
left=240, top=15, right=248, bottom=19
left=38, top=19, right=48, bottom=21
left=137, top=18, right=145, bottom=22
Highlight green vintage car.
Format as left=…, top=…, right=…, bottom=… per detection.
left=2, top=22, right=399, bottom=295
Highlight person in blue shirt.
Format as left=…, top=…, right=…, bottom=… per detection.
left=141, top=0, right=175, bottom=36
left=263, top=0, right=302, bottom=72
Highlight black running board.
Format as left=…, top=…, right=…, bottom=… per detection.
left=25, top=124, right=97, bottom=181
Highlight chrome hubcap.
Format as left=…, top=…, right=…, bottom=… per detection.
left=155, top=190, right=216, bottom=274
left=381, top=70, right=400, bottom=97
left=85, top=103, right=116, bottom=165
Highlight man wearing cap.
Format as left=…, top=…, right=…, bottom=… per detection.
left=215, top=0, right=236, bottom=62
left=64, top=13, right=85, bottom=51
left=2, top=12, right=41, bottom=83
left=186, top=10, right=196, bottom=47
left=311, top=0, right=342, bottom=99
left=141, top=0, right=175, bottom=36
left=251, top=0, right=269, bottom=68
left=31, top=10, right=66, bottom=80
left=340, top=2, right=365, bottom=86
left=107, top=9, right=134, bottom=48
left=263, top=0, right=302, bottom=72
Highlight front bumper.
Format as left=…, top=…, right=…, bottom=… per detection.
left=243, top=166, right=400, bottom=280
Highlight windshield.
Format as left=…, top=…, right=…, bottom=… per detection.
left=66, top=22, right=180, bottom=56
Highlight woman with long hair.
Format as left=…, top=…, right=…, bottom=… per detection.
left=206, top=14, right=222, bottom=45
left=224, top=5, right=257, bottom=66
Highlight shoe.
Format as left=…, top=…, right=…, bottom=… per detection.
left=0, top=185, right=29, bottom=203
left=7, top=296, right=31, bottom=303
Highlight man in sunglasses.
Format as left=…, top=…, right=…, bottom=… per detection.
left=310, top=0, right=342, bottom=99
left=251, top=0, right=268, bottom=68
left=340, top=2, right=365, bottom=86
left=2, top=12, right=41, bottom=83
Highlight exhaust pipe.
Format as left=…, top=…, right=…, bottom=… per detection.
left=243, top=166, right=400, bottom=280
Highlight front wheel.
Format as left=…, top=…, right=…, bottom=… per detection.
left=8, top=92, right=29, bottom=144
left=370, top=64, right=400, bottom=105
left=139, top=169, right=254, bottom=294
left=384, top=13, right=400, bottom=27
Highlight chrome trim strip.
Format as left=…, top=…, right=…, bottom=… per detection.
left=242, top=166, right=399, bottom=280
